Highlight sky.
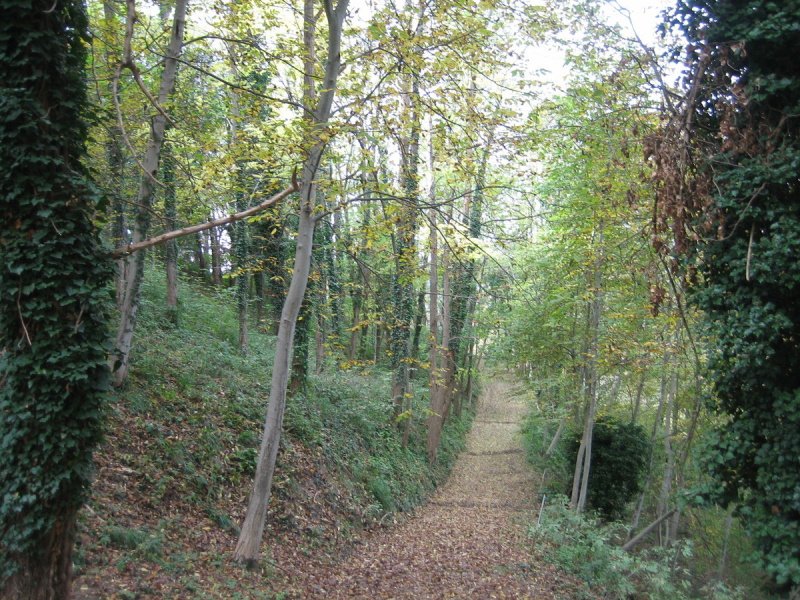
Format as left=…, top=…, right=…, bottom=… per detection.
left=534, top=0, right=674, bottom=93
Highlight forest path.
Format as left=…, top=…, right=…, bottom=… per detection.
left=290, top=376, right=568, bottom=598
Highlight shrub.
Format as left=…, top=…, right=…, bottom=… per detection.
left=567, top=416, right=650, bottom=520
left=529, top=495, right=742, bottom=600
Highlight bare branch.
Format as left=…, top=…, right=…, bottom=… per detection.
left=112, top=173, right=298, bottom=258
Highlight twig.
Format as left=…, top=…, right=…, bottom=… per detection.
left=16, top=290, right=32, bottom=347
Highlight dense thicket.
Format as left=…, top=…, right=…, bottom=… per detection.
left=659, top=0, right=800, bottom=588
left=566, top=417, right=650, bottom=521
left=0, top=0, right=111, bottom=596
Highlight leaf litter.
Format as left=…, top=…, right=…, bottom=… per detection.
left=74, top=378, right=583, bottom=598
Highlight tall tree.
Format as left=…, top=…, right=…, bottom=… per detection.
left=112, top=0, right=187, bottom=386
left=234, top=0, right=350, bottom=566
left=0, top=0, right=110, bottom=596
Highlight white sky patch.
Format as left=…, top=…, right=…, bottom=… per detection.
left=532, top=0, right=673, bottom=95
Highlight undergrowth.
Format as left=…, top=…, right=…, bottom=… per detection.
left=73, top=266, right=473, bottom=597
left=522, top=403, right=769, bottom=600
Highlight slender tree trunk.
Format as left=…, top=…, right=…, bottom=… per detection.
left=195, top=231, right=207, bottom=276
left=233, top=204, right=315, bottom=566
left=315, top=307, right=326, bottom=374
left=571, top=220, right=604, bottom=512
left=410, top=289, right=426, bottom=379
left=104, top=0, right=128, bottom=310
left=374, top=321, right=383, bottom=362
left=210, top=224, right=223, bottom=286
left=163, top=143, right=179, bottom=324
left=254, top=270, right=266, bottom=327
left=290, top=287, right=312, bottom=391
left=545, top=419, right=566, bottom=457
left=719, top=508, right=734, bottom=579
left=348, top=289, right=362, bottom=360
left=630, top=368, right=647, bottom=423
left=233, top=0, right=349, bottom=565
left=629, top=344, right=671, bottom=538
left=428, top=207, right=453, bottom=461
left=658, top=367, right=678, bottom=545
left=427, top=202, right=442, bottom=462
left=228, top=87, right=250, bottom=354
left=112, top=0, right=187, bottom=386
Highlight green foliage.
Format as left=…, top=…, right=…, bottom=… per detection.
left=530, top=495, right=744, bottom=600
left=566, top=417, right=651, bottom=521
left=665, top=0, right=800, bottom=588
left=102, top=525, right=164, bottom=561
left=288, top=368, right=473, bottom=514
left=0, top=0, right=111, bottom=581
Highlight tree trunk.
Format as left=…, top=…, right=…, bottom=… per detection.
left=390, top=42, right=421, bottom=420
left=629, top=345, right=671, bottom=539
left=233, top=0, right=349, bottom=566
left=630, top=368, right=647, bottom=423
left=111, top=0, right=187, bottom=386
left=410, top=289, right=426, bottom=379
left=427, top=203, right=442, bottom=463
left=2, top=505, right=78, bottom=600
left=570, top=220, right=604, bottom=512
left=657, top=367, right=678, bottom=545
left=254, top=270, right=266, bottom=327
left=103, top=0, right=128, bottom=310
left=315, top=307, right=326, bottom=374
left=228, top=87, right=250, bottom=354
left=210, top=224, right=223, bottom=286
left=233, top=204, right=315, bottom=566
left=194, top=231, right=207, bottom=276
left=545, top=419, right=566, bottom=457
left=290, top=283, right=312, bottom=392
left=348, top=287, right=363, bottom=360
left=1, top=0, right=110, bottom=592
left=163, top=143, right=179, bottom=324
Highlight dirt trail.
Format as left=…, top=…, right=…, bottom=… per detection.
left=292, top=377, right=570, bottom=599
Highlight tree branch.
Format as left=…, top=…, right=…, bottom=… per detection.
left=622, top=508, right=677, bottom=552
left=111, top=173, right=298, bottom=258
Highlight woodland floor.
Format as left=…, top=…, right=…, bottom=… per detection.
left=74, top=375, right=584, bottom=598
left=280, top=377, right=581, bottom=599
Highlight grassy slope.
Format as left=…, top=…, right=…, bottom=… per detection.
left=73, top=269, right=472, bottom=599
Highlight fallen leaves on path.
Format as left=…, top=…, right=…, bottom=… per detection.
left=281, top=378, right=583, bottom=599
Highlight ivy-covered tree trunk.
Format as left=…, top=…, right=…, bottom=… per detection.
left=656, top=2, right=800, bottom=587
left=229, top=89, right=250, bottom=354
left=389, top=71, right=421, bottom=419
left=0, top=0, right=111, bottom=596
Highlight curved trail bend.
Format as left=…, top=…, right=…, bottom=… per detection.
left=293, top=377, right=570, bottom=598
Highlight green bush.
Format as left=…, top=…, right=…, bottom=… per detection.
left=567, top=416, right=651, bottom=520
left=530, top=495, right=746, bottom=600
